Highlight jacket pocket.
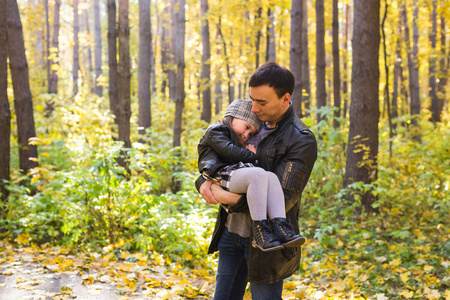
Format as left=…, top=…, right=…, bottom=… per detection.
left=281, top=162, right=308, bottom=196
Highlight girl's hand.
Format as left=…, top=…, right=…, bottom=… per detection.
left=246, top=144, right=256, bottom=154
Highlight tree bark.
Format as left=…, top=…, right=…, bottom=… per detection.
left=429, top=0, right=438, bottom=122
left=315, top=0, right=326, bottom=122
left=45, top=0, right=50, bottom=91
left=73, top=0, right=79, bottom=95
left=332, top=0, right=341, bottom=127
left=401, top=2, right=420, bottom=134
left=301, top=0, right=311, bottom=115
left=217, top=19, right=234, bottom=104
left=7, top=0, right=39, bottom=175
left=172, top=0, right=185, bottom=193
left=83, top=9, right=93, bottom=86
left=160, top=3, right=170, bottom=96
left=344, top=0, right=380, bottom=215
left=138, top=0, right=152, bottom=135
left=289, top=0, right=302, bottom=116
left=437, top=9, right=447, bottom=118
left=47, top=0, right=60, bottom=96
left=200, top=0, right=211, bottom=123
left=266, top=7, right=276, bottom=62
left=392, top=19, right=402, bottom=130
left=117, top=0, right=131, bottom=151
left=254, top=6, right=262, bottom=69
left=342, top=4, right=351, bottom=119
left=94, top=0, right=102, bottom=97
left=0, top=0, right=10, bottom=203
left=107, top=0, right=118, bottom=122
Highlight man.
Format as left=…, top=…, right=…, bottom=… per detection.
left=196, top=62, right=317, bottom=299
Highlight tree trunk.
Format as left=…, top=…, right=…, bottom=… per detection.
left=254, top=6, right=262, bottom=69
left=437, top=10, right=447, bottom=117
left=7, top=0, right=39, bottom=175
left=168, top=1, right=176, bottom=100
left=94, top=0, right=102, bottom=97
left=315, top=0, right=326, bottom=123
left=138, top=0, right=152, bottom=135
left=73, top=0, right=79, bottom=95
left=107, top=0, right=118, bottom=122
left=392, top=19, right=402, bottom=130
left=301, top=0, right=311, bottom=115
left=200, top=0, right=211, bottom=123
left=214, top=29, right=222, bottom=115
left=266, top=7, right=276, bottom=62
left=429, top=0, right=438, bottom=122
left=217, top=19, right=233, bottom=104
left=344, top=0, right=380, bottom=215
left=47, top=0, right=60, bottom=96
left=83, top=9, right=93, bottom=87
left=342, top=4, right=351, bottom=119
left=401, top=2, right=420, bottom=136
left=289, top=0, right=303, bottom=117
left=160, top=3, right=170, bottom=96
left=45, top=0, right=50, bottom=92
left=117, top=0, right=131, bottom=152
left=0, top=0, right=10, bottom=203
left=332, top=0, right=340, bottom=127
left=172, top=0, right=185, bottom=193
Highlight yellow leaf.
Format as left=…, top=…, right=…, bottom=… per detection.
left=284, top=281, right=296, bottom=290
left=16, top=233, right=30, bottom=245
left=391, top=258, right=402, bottom=267
left=424, top=287, right=441, bottom=300
left=424, top=265, right=434, bottom=273
left=399, top=290, right=414, bottom=299
left=401, top=273, right=409, bottom=284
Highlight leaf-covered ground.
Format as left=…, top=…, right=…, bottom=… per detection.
left=2, top=232, right=449, bottom=300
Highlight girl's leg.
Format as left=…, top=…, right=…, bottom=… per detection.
left=227, top=167, right=268, bottom=221
left=266, top=171, right=286, bottom=219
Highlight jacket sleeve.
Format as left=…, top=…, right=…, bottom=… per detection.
left=275, top=129, right=317, bottom=212
left=205, top=126, right=257, bottom=164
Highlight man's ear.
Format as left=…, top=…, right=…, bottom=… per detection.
left=282, top=93, right=291, bottom=106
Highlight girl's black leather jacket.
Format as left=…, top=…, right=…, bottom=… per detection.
left=197, top=123, right=257, bottom=177
left=196, top=106, right=318, bottom=284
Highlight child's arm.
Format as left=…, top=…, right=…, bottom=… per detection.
left=207, top=126, right=257, bottom=163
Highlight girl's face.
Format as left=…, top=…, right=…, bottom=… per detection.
left=231, top=118, right=257, bottom=144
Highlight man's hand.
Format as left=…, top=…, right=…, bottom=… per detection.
left=199, top=180, right=218, bottom=204
left=246, top=144, right=256, bottom=154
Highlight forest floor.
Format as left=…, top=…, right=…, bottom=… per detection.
left=0, top=241, right=217, bottom=300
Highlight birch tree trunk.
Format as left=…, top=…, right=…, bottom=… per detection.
left=73, top=0, right=79, bottom=95
left=7, top=0, right=39, bottom=175
left=344, top=0, right=380, bottom=215
left=107, top=0, right=118, bottom=123
left=83, top=9, right=93, bottom=86
left=138, top=0, right=152, bottom=135
left=289, top=0, right=302, bottom=116
left=93, top=0, right=102, bottom=96
left=117, top=0, right=131, bottom=152
left=315, top=0, right=326, bottom=122
left=332, top=0, right=340, bottom=127
left=0, top=0, right=10, bottom=202
left=200, top=0, right=211, bottom=123
left=301, top=0, right=311, bottom=114
left=437, top=10, right=447, bottom=117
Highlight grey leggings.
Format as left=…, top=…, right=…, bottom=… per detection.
left=226, top=167, right=286, bottom=221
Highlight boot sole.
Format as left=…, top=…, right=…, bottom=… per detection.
left=252, top=242, right=283, bottom=252
left=282, top=237, right=306, bottom=248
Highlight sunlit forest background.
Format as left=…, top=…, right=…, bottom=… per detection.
left=0, top=0, right=449, bottom=298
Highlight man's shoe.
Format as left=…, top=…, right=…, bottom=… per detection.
left=252, top=220, right=283, bottom=252
left=272, top=218, right=306, bottom=247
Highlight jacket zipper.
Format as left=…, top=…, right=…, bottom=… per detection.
left=282, top=162, right=293, bottom=189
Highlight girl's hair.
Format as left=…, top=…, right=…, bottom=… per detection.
left=220, top=116, right=245, bottom=148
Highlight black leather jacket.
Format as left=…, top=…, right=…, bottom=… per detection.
left=196, top=106, right=317, bottom=284
left=197, top=123, right=257, bottom=176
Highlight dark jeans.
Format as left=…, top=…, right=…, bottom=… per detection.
left=213, top=227, right=283, bottom=300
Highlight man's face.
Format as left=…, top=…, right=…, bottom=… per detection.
left=249, top=84, right=290, bottom=127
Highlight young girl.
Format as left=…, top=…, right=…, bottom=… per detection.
left=197, top=99, right=305, bottom=252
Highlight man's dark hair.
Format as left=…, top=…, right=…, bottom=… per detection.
left=248, top=62, right=295, bottom=99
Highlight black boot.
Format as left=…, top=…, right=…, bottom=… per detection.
left=272, top=218, right=306, bottom=247
left=252, top=220, right=283, bottom=252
